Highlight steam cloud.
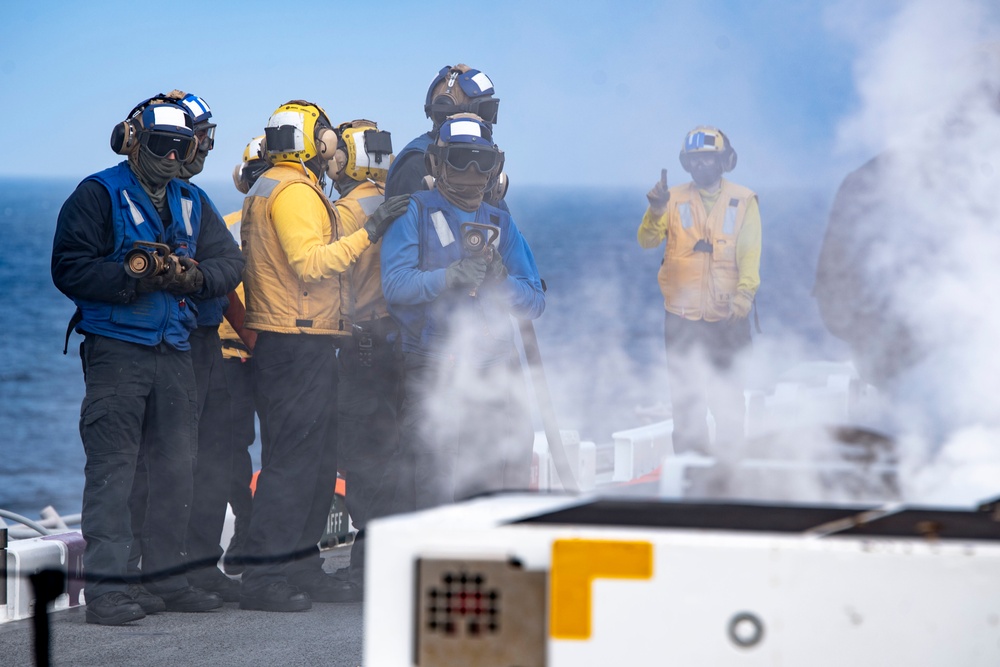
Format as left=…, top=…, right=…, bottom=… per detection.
left=828, top=0, right=1000, bottom=506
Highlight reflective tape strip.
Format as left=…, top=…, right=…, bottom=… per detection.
left=470, top=71, right=493, bottom=93
left=723, top=199, right=738, bottom=235
left=431, top=210, right=455, bottom=247
left=149, top=105, right=188, bottom=129
left=679, top=202, right=693, bottom=229
left=248, top=176, right=280, bottom=198
left=549, top=539, right=653, bottom=640
left=122, top=190, right=144, bottom=226
left=358, top=195, right=384, bottom=217
left=181, top=197, right=194, bottom=237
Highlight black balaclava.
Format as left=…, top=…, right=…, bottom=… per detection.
left=690, top=155, right=725, bottom=189
left=179, top=149, right=208, bottom=181
left=437, top=163, right=490, bottom=211
left=129, top=147, right=183, bottom=210
left=333, top=173, right=361, bottom=197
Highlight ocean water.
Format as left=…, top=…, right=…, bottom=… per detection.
left=0, top=177, right=841, bottom=519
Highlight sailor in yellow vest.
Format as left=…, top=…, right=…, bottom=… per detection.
left=638, top=126, right=761, bottom=456
left=238, top=101, right=407, bottom=612
left=215, top=136, right=268, bottom=577
left=325, top=119, right=403, bottom=601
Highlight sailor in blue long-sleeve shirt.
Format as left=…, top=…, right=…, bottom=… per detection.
left=380, top=114, right=544, bottom=509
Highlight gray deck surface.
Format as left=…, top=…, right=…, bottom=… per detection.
left=0, top=548, right=365, bottom=667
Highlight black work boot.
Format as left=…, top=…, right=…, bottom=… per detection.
left=239, top=582, right=312, bottom=612
left=85, top=591, right=146, bottom=626
left=289, top=569, right=362, bottom=603
left=187, top=568, right=241, bottom=602
left=156, top=586, right=224, bottom=612
left=126, top=584, right=166, bottom=614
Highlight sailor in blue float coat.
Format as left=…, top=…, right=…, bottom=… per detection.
left=51, top=99, right=242, bottom=625
left=385, top=63, right=509, bottom=210
left=381, top=186, right=544, bottom=361
left=380, top=114, right=544, bottom=510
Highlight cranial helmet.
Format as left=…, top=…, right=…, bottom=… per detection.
left=263, top=100, right=337, bottom=166
left=424, top=64, right=500, bottom=129
left=424, top=113, right=502, bottom=179
left=329, top=119, right=394, bottom=183
left=232, top=135, right=268, bottom=194
left=678, top=126, right=737, bottom=173
left=110, top=98, right=198, bottom=162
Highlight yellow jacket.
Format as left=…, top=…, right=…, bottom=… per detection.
left=334, top=180, right=389, bottom=326
left=240, top=163, right=372, bottom=335
left=638, top=178, right=761, bottom=322
left=219, top=211, right=250, bottom=359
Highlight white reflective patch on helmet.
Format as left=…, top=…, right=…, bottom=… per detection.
left=347, top=132, right=370, bottom=168
left=268, top=110, right=307, bottom=151
left=181, top=96, right=210, bottom=119
left=449, top=120, right=484, bottom=139
left=470, top=72, right=493, bottom=94
left=150, top=105, right=188, bottom=130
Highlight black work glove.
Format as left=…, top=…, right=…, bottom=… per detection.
left=484, top=251, right=508, bottom=283
left=166, top=256, right=204, bottom=295
left=444, top=256, right=489, bottom=290
left=135, top=254, right=180, bottom=293
left=364, top=195, right=410, bottom=243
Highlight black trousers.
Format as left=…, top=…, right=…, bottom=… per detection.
left=241, top=332, right=339, bottom=592
left=663, top=312, right=752, bottom=454
left=185, top=326, right=234, bottom=577
left=222, top=354, right=256, bottom=538
left=79, top=334, right=197, bottom=599
left=337, top=331, right=403, bottom=531
left=336, top=327, right=404, bottom=582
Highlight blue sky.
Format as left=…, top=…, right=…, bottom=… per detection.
left=1, top=1, right=992, bottom=191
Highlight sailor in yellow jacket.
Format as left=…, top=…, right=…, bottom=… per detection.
left=238, top=101, right=406, bottom=612
left=637, top=126, right=761, bottom=456
left=324, top=119, right=403, bottom=600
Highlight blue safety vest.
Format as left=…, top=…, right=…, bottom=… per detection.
left=392, top=188, right=518, bottom=366
left=74, top=161, right=201, bottom=350
left=186, top=181, right=230, bottom=327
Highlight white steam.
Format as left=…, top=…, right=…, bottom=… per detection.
left=830, top=0, right=1000, bottom=506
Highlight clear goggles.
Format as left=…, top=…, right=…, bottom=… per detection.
left=140, top=130, right=197, bottom=161
left=195, top=124, right=216, bottom=152
left=430, top=143, right=499, bottom=173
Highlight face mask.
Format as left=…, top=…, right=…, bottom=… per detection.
left=179, top=150, right=208, bottom=180
left=691, top=160, right=724, bottom=188
left=129, top=147, right=183, bottom=209
left=438, top=163, right=490, bottom=211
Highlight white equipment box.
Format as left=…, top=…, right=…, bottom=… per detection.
left=365, top=493, right=1000, bottom=666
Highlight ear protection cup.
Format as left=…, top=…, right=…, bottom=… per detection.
left=330, top=149, right=348, bottom=179
left=110, top=120, right=139, bottom=155
left=424, top=150, right=438, bottom=179
left=232, top=163, right=250, bottom=194
left=316, top=126, right=338, bottom=161
left=722, top=148, right=737, bottom=172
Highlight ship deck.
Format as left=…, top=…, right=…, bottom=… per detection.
left=0, top=548, right=364, bottom=667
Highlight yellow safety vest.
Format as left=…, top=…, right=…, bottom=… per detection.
left=657, top=179, right=757, bottom=321
left=241, top=164, right=363, bottom=335
left=333, top=180, right=390, bottom=327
